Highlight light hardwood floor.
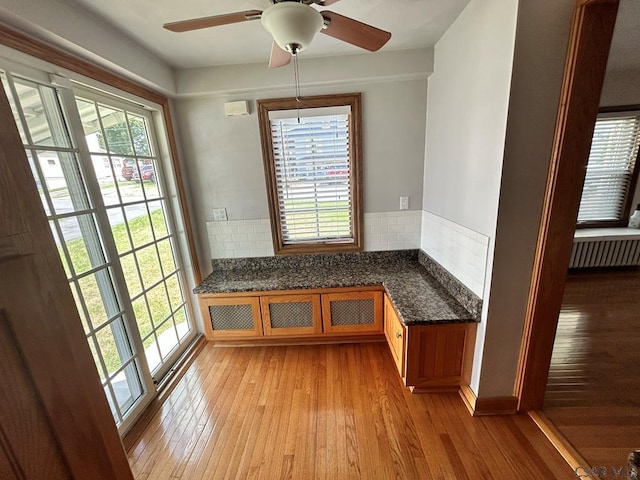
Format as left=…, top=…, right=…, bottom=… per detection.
left=127, top=342, right=573, bottom=479
left=545, top=268, right=640, bottom=470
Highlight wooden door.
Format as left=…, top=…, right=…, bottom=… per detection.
left=0, top=79, right=133, bottom=478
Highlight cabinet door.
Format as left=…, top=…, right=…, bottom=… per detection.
left=200, top=296, right=263, bottom=339
left=260, top=294, right=322, bottom=336
left=321, top=291, right=383, bottom=334
left=384, top=295, right=406, bottom=376
left=405, top=323, right=470, bottom=391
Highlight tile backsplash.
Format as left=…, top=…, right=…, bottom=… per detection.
left=207, top=210, right=422, bottom=259
left=207, top=219, right=274, bottom=259
left=420, top=210, right=489, bottom=297
left=363, top=210, right=422, bottom=251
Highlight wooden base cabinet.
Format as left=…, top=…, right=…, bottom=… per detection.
left=384, top=295, right=476, bottom=392
left=198, top=288, right=384, bottom=341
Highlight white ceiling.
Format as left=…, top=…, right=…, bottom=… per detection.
left=607, top=0, right=640, bottom=73
left=64, top=0, right=470, bottom=69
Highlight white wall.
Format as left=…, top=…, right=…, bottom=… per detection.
left=421, top=0, right=577, bottom=399
left=174, top=51, right=432, bottom=275
left=420, top=0, right=518, bottom=395
left=0, top=0, right=175, bottom=94
left=600, top=69, right=640, bottom=107
left=421, top=1, right=517, bottom=238
left=476, top=0, right=575, bottom=397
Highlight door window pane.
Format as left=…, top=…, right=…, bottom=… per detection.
left=149, top=201, right=168, bottom=239
left=95, top=323, right=124, bottom=377
left=92, top=154, right=121, bottom=206
left=157, top=239, right=176, bottom=275
left=120, top=253, right=143, bottom=297
left=132, top=297, right=153, bottom=338
left=113, top=363, right=142, bottom=414
left=157, top=319, right=179, bottom=359
left=1, top=71, right=27, bottom=143
left=77, top=272, right=113, bottom=328
left=137, top=244, right=163, bottom=288
left=97, top=104, right=134, bottom=155
left=128, top=114, right=152, bottom=157
left=143, top=334, right=161, bottom=373
left=13, top=78, right=73, bottom=148
left=147, top=283, right=171, bottom=325
left=107, top=207, right=132, bottom=254
left=175, top=307, right=189, bottom=340
left=165, top=274, right=183, bottom=310
left=35, top=150, right=91, bottom=215
left=125, top=206, right=153, bottom=247
left=58, top=214, right=106, bottom=276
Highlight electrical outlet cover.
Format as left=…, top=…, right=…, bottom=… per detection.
left=399, top=196, right=409, bottom=210
left=212, top=208, right=228, bottom=222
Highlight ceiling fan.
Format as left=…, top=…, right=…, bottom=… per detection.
left=163, top=0, right=392, bottom=68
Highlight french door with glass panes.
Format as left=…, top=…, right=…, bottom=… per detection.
left=0, top=66, right=196, bottom=433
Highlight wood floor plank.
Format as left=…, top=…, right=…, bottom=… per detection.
left=544, top=268, right=640, bottom=469
left=128, top=345, right=223, bottom=476
left=128, top=342, right=575, bottom=479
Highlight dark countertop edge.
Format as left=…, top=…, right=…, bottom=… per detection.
left=381, top=285, right=477, bottom=326
left=195, top=277, right=478, bottom=326
left=418, top=250, right=483, bottom=320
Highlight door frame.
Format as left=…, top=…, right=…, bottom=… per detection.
left=514, top=0, right=620, bottom=411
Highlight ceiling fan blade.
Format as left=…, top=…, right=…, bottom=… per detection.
left=314, top=0, right=341, bottom=5
left=320, top=11, right=391, bottom=52
left=269, top=41, right=292, bottom=68
left=163, top=10, right=262, bottom=33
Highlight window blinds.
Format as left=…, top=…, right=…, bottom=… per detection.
left=578, top=114, right=640, bottom=223
left=270, top=113, right=353, bottom=244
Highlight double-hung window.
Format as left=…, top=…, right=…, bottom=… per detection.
left=577, top=111, right=640, bottom=226
left=258, top=93, right=363, bottom=254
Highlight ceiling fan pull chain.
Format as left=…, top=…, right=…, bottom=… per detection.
left=294, top=53, right=301, bottom=122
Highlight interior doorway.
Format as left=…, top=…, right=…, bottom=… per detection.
left=516, top=0, right=640, bottom=471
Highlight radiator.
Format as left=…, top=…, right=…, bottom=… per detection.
left=569, top=238, right=640, bottom=268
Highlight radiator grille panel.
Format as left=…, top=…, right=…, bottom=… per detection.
left=570, top=239, right=640, bottom=268
left=209, top=304, right=254, bottom=330
left=269, top=302, right=313, bottom=328
left=330, top=299, right=375, bottom=326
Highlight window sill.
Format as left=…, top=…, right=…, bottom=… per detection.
left=275, top=242, right=363, bottom=256
left=574, top=227, right=640, bottom=241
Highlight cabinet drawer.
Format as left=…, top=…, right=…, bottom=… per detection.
left=384, top=295, right=405, bottom=376
left=260, top=294, right=322, bottom=336
left=321, top=291, right=383, bottom=334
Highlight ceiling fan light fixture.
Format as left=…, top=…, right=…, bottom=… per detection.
left=261, top=2, right=324, bottom=54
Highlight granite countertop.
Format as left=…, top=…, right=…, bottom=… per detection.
left=194, top=250, right=480, bottom=326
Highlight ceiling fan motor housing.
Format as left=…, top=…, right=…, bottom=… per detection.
left=261, top=2, right=324, bottom=54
